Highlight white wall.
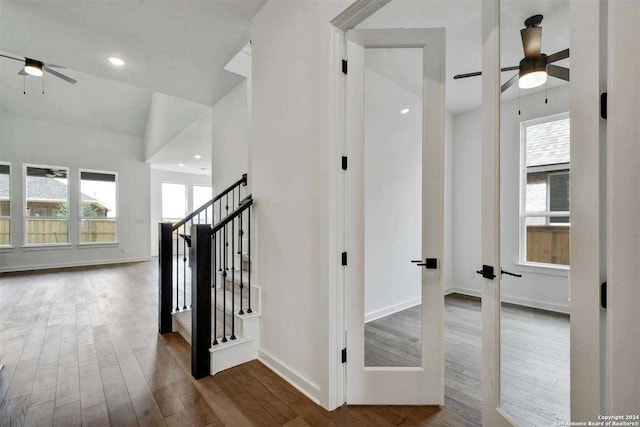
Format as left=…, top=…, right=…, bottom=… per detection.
left=149, top=169, right=211, bottom=257
left=0, top=113, right=151, bottom=272
left=212, top=80, right=249, bottom=192
left=450, top=84, right=571, bottom=312
left=251, top=0, right=352, bottom=409
left=363, top=68, right=422, bottom=321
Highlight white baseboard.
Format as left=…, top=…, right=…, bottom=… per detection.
left=445, top=286, right=569, bottom=314
left=258, top=348, right=321, bottom=406
left=445, top=286, right=482, bottom=298
left=364, top=297, right=421, bottom=323
left=0, top=257, right=152, bottom=273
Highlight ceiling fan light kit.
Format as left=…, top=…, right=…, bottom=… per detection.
left=0, top=53, right=77, bottom=87
left=519, top=54, right=548, bottom=89
left=24, top=58, right=44, bottom=77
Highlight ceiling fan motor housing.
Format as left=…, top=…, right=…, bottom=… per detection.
left=519, top=54, right=547, bottom=78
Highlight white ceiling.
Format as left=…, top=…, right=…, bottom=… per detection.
left=359, top=0, right=570, bottom=114
left=0, top=58, right=152, bottom=136
left=0, top=0, right=266, bottom=106
left=148, top=109, right=213, bottom=176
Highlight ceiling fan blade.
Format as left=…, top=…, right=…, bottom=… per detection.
left=454, top=65, right=520, bottom=80
left=547, top=48, right=570, bottom=64
left=501, top=73, right=519, bottom=93
left=17, top=68, right=28, bottom=76
left=548, top=64, right=570, bottom=82
left=521, top=27, right=542, bottom=58
left=0, top=53, right=24, bottom=62
left=43, top=66, right=77, bottom=84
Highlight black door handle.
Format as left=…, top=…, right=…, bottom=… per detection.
left=501, top=269, right=522, bottom=278
left=412, top=258, right=438, bottom=269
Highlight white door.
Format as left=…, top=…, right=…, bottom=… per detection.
left=481, top=0, right=606, bottom=424
left=345, top=28, right=446, bottom=405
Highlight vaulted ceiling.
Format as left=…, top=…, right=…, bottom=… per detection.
left=0, top=0, right=265, bottom=106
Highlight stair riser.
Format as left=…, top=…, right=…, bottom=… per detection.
left=210, top=337, right=258, bottom=375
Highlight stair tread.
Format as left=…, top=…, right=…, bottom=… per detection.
left=173, top=306, right=261, bottom=339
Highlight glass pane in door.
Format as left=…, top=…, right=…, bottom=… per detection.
left=362, top=47, right=423, bottom=367
left=500, top=1, right=571, bottom=424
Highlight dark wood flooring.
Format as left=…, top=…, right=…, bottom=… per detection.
left=365, top=294, right=570, bottom=427
left=0, top=261, right=478, bottom=426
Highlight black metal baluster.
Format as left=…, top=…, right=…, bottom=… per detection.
left=175, top=226, right=179, bottom=311
left=238, top=211, right=244, bottom=315
left=247, top=206, right=252, bottom=313
left=205, top=207, right=208, bottom=224
left=183, top=224, right=187, bottom=310
left=222, top=224, right=227, bottom=343
left=212, top=233, right=218, bottom=345
left=230, top=216, right=236, bottom=340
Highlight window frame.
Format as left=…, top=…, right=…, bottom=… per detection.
left=519, top=112, right=571, bottom=269
left=0, top=161, right=12, bottom=248
left=161, top=181, right=188, bottom=224
left=23, top=163, right=71, bottom=247
left=78, top=168, right=119, bottom=245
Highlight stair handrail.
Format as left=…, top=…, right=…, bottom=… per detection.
left=211, top=194, right=253, bottom=235
left=172, top=173, right=247, bottom=230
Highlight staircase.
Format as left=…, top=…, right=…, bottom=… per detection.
left=158, top=174, right=260, bottom=378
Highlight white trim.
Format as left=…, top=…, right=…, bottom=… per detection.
left=0, top=245, right=15, bottom=252
left=515, top=262, right=570, bottom=277
left=364, top=297, right=421, bottom=323
left=0, top=161, right=12, bottom=248
left=21, top=243, right=73, bottom=251
left=79, top=168, right=118, bottom=244
left=501, top=293, right=569, bottom=315
left=519, top=112, right=571, bottom=265
left=23, top=163, right=70, bottom=245
left=258, top=349, right=321, bottom=405
left=77, top=242, right=120, bottom=248
left=0, top=256, right=151, bottom=273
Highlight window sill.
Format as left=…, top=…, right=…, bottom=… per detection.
left=77, top=242, right=120, bottom=249
left=0, top=245, right=15, bottom=253
left=515, top=262, right=570, bottom=277
left=21, top=244, right=72, bottom=252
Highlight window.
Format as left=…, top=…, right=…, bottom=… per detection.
left=25, top=165, right=69, bottom=245
left=162, top=183, right=187, bottom=223
left=0, top=163, right=10, bottom=246
left=521, top=113, right=570, bottom=266
left=193, top=185, right=212, bottom=210
left=80, top=170, right=117, bottom=243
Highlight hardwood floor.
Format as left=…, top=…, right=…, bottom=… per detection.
left=365, top=294, right=570, bottom=427
left=0, top=261, right=477, bottom=427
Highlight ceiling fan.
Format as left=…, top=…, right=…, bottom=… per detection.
left=0, top=53, right=77, bottom=84
left=453, top=15, right=569, bottom=93
left=44, top=169, right=66, bottom=178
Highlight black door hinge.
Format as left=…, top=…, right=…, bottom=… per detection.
left=601, top=281, right=607, bottom=309
left=601, top=92, right=607, bottom=120
left=342, top=59, right=348, bottom=75
left=341, top=252, right=348, bottom=266
left=341, top=348, right=347, bottom=363
left=341, top=156, right=348, bottom=170
left=476, top=265, right=496, bottom=280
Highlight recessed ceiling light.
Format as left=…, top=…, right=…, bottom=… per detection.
left=400, top=108, right=410, bottom=114
left=194, top=155, right=202, bottom=159
left=178, top=163, right=184, bottom=167
left=107, top=57, right=125, bottom=66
